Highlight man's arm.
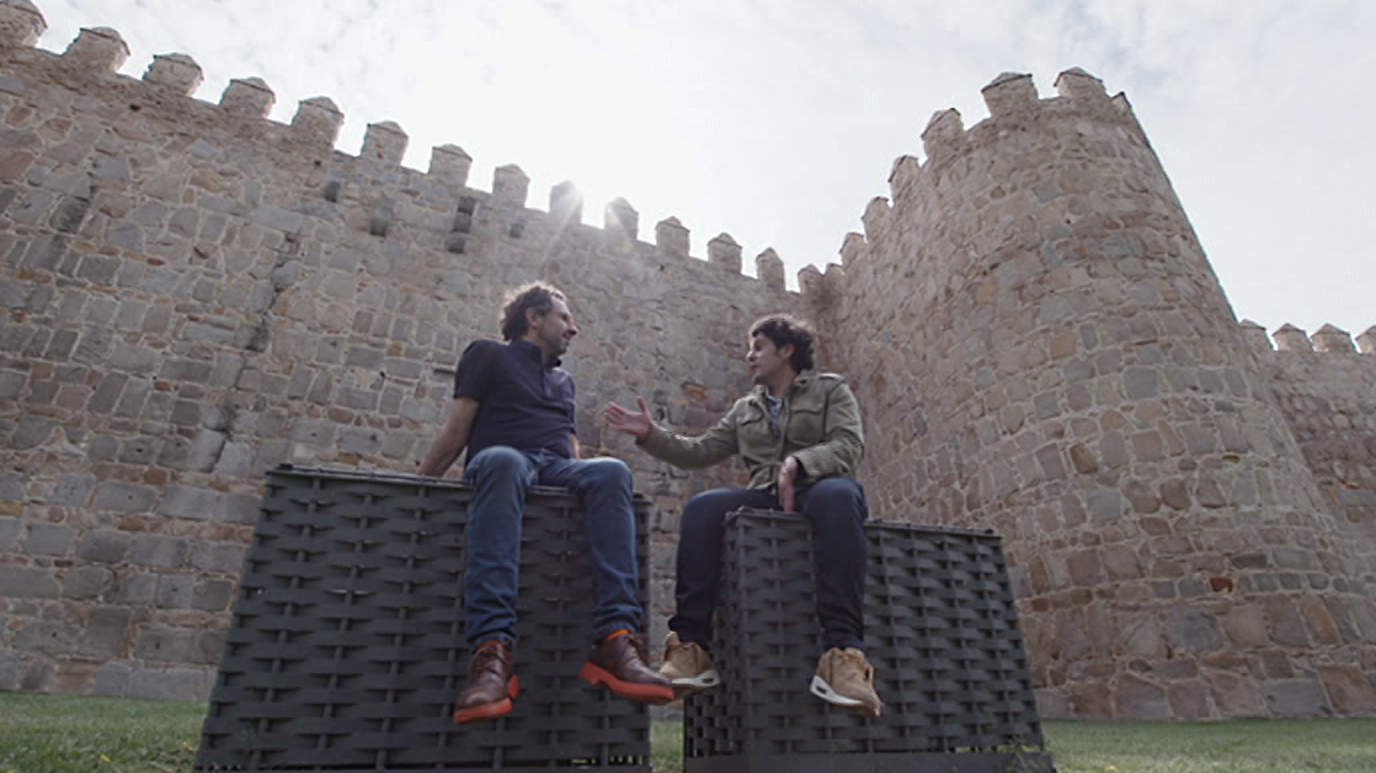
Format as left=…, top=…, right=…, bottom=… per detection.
left=418, top=397, right=480, bottom=477
left=570, top=434, right=581, bottom=459
left=606, top=397, right=738, bottom=470
left=789, top=379, right=865, bottom=481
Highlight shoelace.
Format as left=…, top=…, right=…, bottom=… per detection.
left=472, top=646, right=508, bottom=676
left=836, top=650, right=875, bottom=684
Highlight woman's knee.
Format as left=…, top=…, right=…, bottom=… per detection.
left=682, top=488, right=758, bottom=528
left=804, top=477, right=866, bottom=520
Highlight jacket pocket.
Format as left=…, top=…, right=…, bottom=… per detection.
left=787, top=401, right=826, bottom=446
left=737, top=405, right=774, bottom=456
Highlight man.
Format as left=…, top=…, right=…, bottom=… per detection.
left=605, top=314, right=881, bottom=718
left=419, top=282, right=672, bottom=725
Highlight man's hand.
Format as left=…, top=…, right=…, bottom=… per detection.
left=605, top=397, right=653, bottom=439
left=777, top=455, right=800, bottom=513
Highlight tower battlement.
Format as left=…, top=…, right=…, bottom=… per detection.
left=1, top=0, right=1373, bottom=720
left=0, top=5, right=822, bottom=301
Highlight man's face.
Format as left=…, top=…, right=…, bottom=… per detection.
left=746, top=333, right=791, bottom=386
left=530, top=297, right=578, bottom=356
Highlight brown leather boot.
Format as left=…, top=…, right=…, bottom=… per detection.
left=578, top=631, right=674, bottom=705
left=453, top=640, right=520, bottom=724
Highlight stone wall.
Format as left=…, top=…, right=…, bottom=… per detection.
left=0, top=1, right=803, bottom=699
left=816, top=70, right=1376, bottom=718
left=1, top=0, right=1373, bottom=718
left=1255, top=327, right=1376, bottom=608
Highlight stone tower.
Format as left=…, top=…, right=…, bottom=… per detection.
left=821, top=70, right=1376, bottom=718
left=1, top=0, right=1373, bottom=718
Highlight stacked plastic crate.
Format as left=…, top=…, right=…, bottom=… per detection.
left=194, top=465, right=652, bottom=773
left=684, top=509, right=1053, bottom=773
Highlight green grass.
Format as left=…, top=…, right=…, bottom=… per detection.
left=1, top=692, right=1374, bottom=773
left=1042, top=718, right=1376, bottom=773
left=0, top=692, right=204, bottom=773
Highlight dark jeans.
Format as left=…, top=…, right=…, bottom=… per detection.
left=463, top=446, right=642, bottom=647
left=670, top=477, right=868, bottom=650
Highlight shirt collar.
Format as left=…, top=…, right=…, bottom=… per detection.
left=510, top=339, right=561, bottom=369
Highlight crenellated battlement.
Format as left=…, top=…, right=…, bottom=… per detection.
left=0, top=2, right=823, bottom=296
left=5, top=2, right=1375, bottom=721
left=1241, top=320, right=1376, bottom=355
left=820, top=66, right=1155, bottom=300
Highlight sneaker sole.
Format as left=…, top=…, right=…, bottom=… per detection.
left=809, top=675, right=881, bottom=718
left=579, top=662, right=675, bottom=705
left=453, top=675, right=521, bottom=724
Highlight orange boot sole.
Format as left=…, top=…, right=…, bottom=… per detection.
left=453, top=675, right=520, bottom=724
left=578, top=662, right=674, bottom=705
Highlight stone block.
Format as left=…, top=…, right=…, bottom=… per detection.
left=1167, top=607, right=1224, bottom=653
left=1086, top=488, right=1122, bottom=521
left=192, top=578, right=235, bottom=611
left=1262, top=679, right=1331, bottom=718
left=212, top=441, right=255, bottom=477
left=1317, top=665, right=1376, bottom=714
left=1116, top=674, right=1170, bottom=719
left=0, top=517, right=22, bottom=550
left=24, top=522, right=73, bottom=555
left=134, top=626, right=199, bottom=663
left=61, top=565, right=114, bottom=600
left=338, top=426, right=384, bottom=455
left=130, top=534, right=189, bottom=568
left=1264, top=598, right=1312, bottom=647
left=128, top=666, right=214, bottom=702
left=0, top=472, right=24, bottom=502
left=78, top=607, right=131, bottom=660
left=156, top=574, right=195, bottom=609
left=157, top=484, right=218, bottom=521
left=0, top=565, right=60, bottom=598
left=91, top=661, right=132, bottom=697
left=10, top=417, right=56, bottom=449
left=223, top=493, right=261, bottom=525
left=189, top=540, right=247, bottom=574
left=93, top=481, right=158, bottom=513
left=77, top=530, right=131, bottom=564
left=1221, top=605, right=1269, bottom=648
left=121, top=572, right=158, bottom=604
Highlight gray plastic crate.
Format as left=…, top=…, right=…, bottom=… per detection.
left=194, top=464, right=652, bottom=772
left=683, top=509, right=1052, bottom=773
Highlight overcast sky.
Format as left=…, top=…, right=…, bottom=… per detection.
left=29, top=0, right=1375, bottom=342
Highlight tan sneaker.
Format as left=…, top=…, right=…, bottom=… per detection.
left=810, top=647, right=882, bottom=718
left=660, top=632, right=721, bottom=697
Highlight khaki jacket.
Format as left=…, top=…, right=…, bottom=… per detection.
left=637, top=373, right=864, bottom=489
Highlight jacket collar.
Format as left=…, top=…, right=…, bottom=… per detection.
left=751, top=373, right=813, bottom=401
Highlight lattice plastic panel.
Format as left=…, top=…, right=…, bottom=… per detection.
left=195, top=465, right=652, bottom=772
left=684, top=509, right=1050, bottom=773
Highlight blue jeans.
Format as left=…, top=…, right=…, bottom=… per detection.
left=463, top=446, right=642, bottom=646
left=670, top=477, right=868, bottom=650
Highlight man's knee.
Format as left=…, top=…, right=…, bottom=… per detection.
left=466, top=446, right=529, bottom=482
left=581, top=457, right=633, bottom=490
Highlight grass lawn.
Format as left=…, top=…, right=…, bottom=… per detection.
left=1042, top=718, right=1376, bottom=773
left=0, top=693, right=203, bottom=773
left=1, top=692, right=1374, bottom=773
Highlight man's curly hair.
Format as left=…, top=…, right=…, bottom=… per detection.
left=499, top=282, right=567, bottom=341
left=750, top=314, right=816, bottom=373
